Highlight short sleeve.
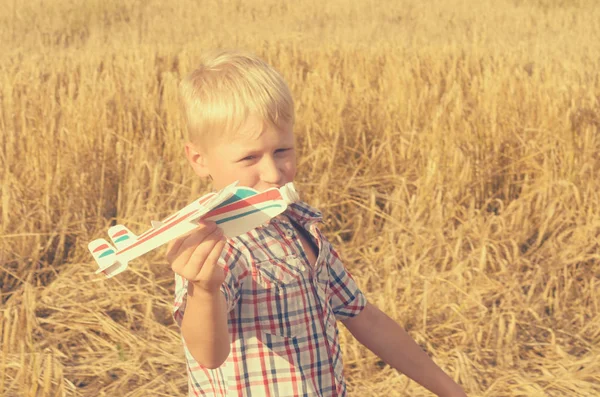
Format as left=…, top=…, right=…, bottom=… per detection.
left=327, top=244, right=368, bottom=321
left=172, top=240, right=248, bottom=327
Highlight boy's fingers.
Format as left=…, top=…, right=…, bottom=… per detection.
left=182, top=228, right=224, bottom=278
left=166, top=221, right=217, bottom=264
left=170, top=223, right=218, bottom=272
left=186, top=236, right=227, bottom=283
left=196, top=220, right=216, bottom=228
left=166, top=237, right=185, bottom=264
left=205, top=238, right=227, bottom=270
left=179, top=222, right=218, bottom=252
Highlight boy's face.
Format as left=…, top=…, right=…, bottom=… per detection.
left=186, top=114, right=297, bottom=192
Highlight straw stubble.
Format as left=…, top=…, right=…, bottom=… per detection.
left=1, top=0, right=599, bottom=395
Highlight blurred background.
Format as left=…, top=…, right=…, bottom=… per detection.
left=1, top=0, right=599, bottom=395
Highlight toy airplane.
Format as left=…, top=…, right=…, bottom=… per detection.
left=88, top=181, right=299, bottom=278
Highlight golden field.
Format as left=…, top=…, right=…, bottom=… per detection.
left=1, top=0, right=599, bottom=395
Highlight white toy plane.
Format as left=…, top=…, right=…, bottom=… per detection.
left=88, top=181, right=299, bottom=278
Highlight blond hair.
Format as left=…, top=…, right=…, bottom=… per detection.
left=179, top=49, right=294, bottom=148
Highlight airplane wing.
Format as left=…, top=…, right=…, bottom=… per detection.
left=89, top=181, right=299, bottom=279
left=202, top=182, right=299, bottom=237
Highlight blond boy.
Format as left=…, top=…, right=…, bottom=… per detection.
left=167, top=50, right=467, bottom=397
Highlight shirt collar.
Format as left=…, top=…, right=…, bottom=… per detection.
left=282, top=201, right=322, bottom=227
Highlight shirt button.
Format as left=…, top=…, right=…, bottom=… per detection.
left=285, top=229, right=293, bottom=237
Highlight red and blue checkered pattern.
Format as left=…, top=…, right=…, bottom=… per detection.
left=173, top=201, right=367, bottom=396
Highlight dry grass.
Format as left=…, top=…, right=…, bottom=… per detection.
left=1, top=0, right=600, bottom=395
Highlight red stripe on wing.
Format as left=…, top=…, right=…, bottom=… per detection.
left=117, top=209, right=199, bottom=255
left=161, top=213, right=179, bottom=224
left=112, top=230, right=128, bottom=238
left=204, top=189, right=282, bottom=218
left=93, top=244, right=109, bottom=253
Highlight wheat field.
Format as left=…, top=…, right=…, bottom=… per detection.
left=1, top=0, right=599, bottom=395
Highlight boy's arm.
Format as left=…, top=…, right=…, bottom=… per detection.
left=181, top=283, right=230, bottom=369
left=171, top=236, right=247, bottom=370
left=342, top=302, right=467, bottom=397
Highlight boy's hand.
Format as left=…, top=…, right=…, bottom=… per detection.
left=166, top=221, right=227, bottom=293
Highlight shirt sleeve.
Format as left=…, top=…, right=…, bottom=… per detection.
left=172, top=240, right=248, bottom=327
left=327, top=244, right=368, bottom=321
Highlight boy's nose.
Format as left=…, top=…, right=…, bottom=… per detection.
left=260, top=157, right=283, bottom=185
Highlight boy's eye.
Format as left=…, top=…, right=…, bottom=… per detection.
left=239, top=149, right=291, bottom=162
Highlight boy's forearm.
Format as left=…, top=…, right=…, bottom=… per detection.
left=344, top=304, right=466, bottom=396
left=181, top=284, right=230, bottom=369
left=376, top=323, right=465, bottom=396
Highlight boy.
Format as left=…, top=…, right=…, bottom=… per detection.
left=167, top=50, right=467, bottom=397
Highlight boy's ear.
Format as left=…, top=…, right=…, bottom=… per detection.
left=185, top=142, right=211, bottom=178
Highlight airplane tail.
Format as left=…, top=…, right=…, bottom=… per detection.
left=88, top=238, right=128, bottom=278
left=108, top=225, right=137, bottom=250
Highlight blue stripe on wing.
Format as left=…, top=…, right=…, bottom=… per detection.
left=99, top=249, right=116, bottom=258
left=114, top=235, right=130, bottom=243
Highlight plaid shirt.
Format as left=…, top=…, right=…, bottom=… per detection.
left=173, top=201, right=367, bottom=396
